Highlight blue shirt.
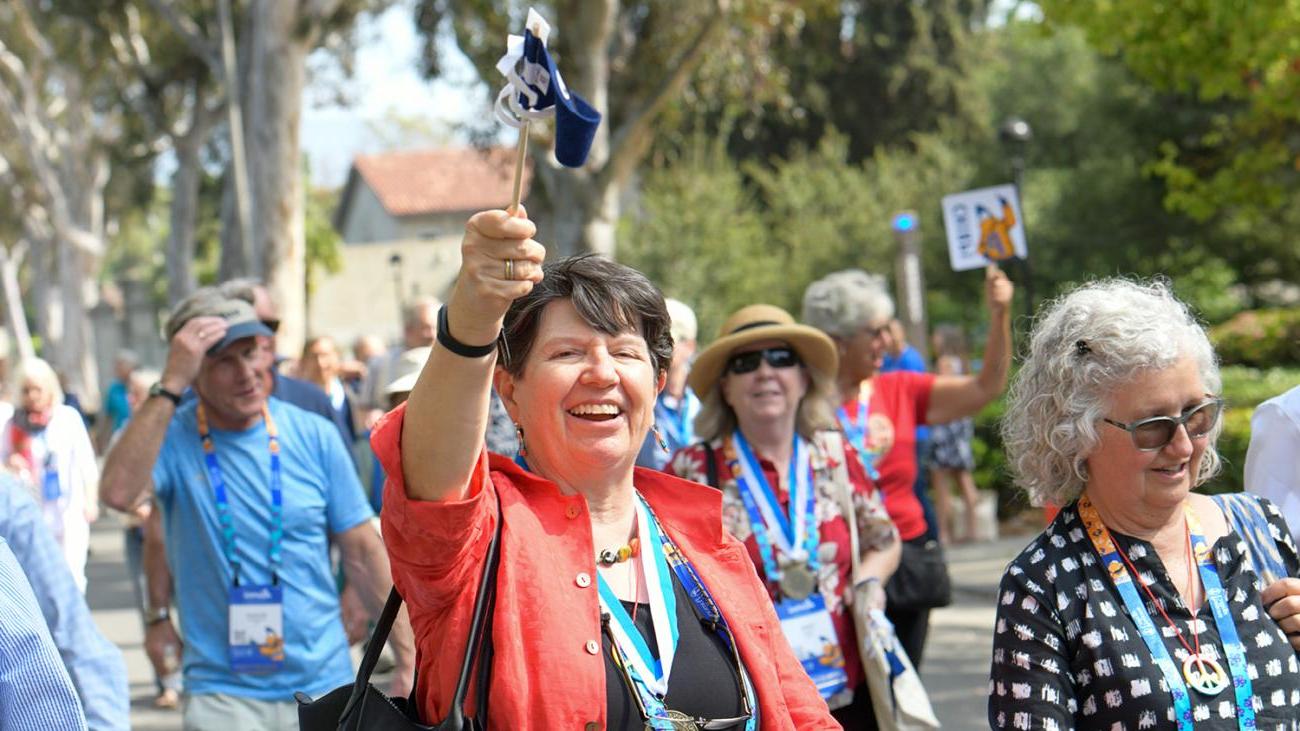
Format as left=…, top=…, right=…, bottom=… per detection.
left=151, top=397, right=373, bottom=700
left=0, top=537, right=86, bottom=730
left=102, top=381, right=131, bottom=432
left=635, top=389, right=701, bottom=471
left=880, top=345, right=930, bottom=442
left=0, top=476, right=128, bottom=730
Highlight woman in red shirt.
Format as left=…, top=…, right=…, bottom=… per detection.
left=668, top=304, right=901, bottom=728
left=801, top=266, right=1013, bottom=669
left=376, top=208, right=837, bottom=730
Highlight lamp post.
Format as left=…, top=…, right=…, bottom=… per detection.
left=999, top=116, right=1033, bottom=321
left=891, top=210, right=929, bottom=362
left=389, top=252, right=405, bottom=328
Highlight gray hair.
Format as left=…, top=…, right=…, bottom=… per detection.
left=801, top=269, right=895, bottom=338
left=12, top=357, right=63, bottom=406
left=402, top=297, right=441, bottom=329
left=693, top=360, right=840, bottom=443
left=1000, top=278, right=1222, bottom=506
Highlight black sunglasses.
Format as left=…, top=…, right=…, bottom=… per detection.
left=1102, top=398, right=1223, bottom=452
left=261, top=319, right=281, bottom=334
left=726, top=346, right=801, bottom=375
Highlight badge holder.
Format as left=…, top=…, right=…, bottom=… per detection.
left=775, top=594, right=848, bottom=699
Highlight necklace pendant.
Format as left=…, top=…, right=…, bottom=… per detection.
left=645, top=710, right=700, bottom=730
left=778, top=561, right=818, bottom=601
left=1182, top=653, right=1229, bottom=695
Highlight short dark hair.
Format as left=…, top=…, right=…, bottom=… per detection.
left=500, top=254, right=672, bottom=378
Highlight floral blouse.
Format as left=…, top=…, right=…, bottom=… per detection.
left=667, top=430, right=896, bottom=693
left=989, top=494, right=1300, bottom=730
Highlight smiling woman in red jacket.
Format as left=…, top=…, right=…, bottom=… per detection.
left=373, top=207, right=838, bottom=731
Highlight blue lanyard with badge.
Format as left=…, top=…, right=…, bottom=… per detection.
left=836, top=398, right=880, bottom=480
left=35, top=432, right=62, bottom=502
left=729, top=431, right=848, bottom=700
left=1078, top=496, right=1255, bottom=731
left=598, top=494, right=758, bottom=730
left=198, top=403, right=286, bottom=674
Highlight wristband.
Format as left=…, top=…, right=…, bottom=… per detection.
left=436, top=304, right=498, bottom=358
left=148, top=382, right=182, bottom=407
left=144, top=606, right=171, bottom=625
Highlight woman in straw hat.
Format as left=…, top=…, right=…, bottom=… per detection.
left=668, top=304, right=901, bottom=727
left=801, top=266, right=1013, bottom=671
left=374, top=208, right=838, bottom=730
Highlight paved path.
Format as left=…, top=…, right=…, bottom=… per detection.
left=82, top=514, right=1032, bottom=729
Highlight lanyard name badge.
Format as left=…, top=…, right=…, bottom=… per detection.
left=1077, top=497, right=1255, bottom=731
left=37, top=434, right=61, bottom=502
left=198, top=403, right=286, bottom=674
left=601, top=494, right=759, bottom=731
left=730, top=431, right=848, bottom=700
left=836, top=399, right=880, bottom=480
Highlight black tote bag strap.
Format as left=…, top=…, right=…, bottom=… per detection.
left=337, top=587, right=406, bottom=723
left=435, top=489, right=503, bottom=730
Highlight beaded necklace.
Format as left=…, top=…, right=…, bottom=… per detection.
left=597, top=537, right=640, bottom=566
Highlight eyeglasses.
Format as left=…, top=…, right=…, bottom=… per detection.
left=261, top=319, right=281, bottom=334
left=1102, top=398, right=1223, bottom=451
left=726, top=346, right=801, bottom=375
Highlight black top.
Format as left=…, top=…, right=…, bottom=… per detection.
left=604, top=570, right=748, bottom=730
left=989, top=494, right=1300, bottom=730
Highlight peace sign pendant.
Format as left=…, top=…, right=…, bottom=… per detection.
left=1182, top=653, right=1229, bottom=695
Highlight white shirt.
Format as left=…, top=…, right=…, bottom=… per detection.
left=1245, top=384, right=1300, bottom=541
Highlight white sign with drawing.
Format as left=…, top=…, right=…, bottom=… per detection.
left=940, top=184, right=1027, bottom=272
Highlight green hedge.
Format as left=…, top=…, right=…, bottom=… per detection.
left=971, top=365, right=1300, bottom=515
left=1211, top=308, right=1300, bottom=368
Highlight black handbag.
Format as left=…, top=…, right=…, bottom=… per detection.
left=296, top=492, right=502, bottom=730
left=884, top=538, right=953, bottom=610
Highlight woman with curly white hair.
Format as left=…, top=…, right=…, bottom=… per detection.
left=989, top=278, right=1300, bottom=730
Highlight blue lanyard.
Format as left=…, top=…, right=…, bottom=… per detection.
left=729, top=431, right=819, bottom=581
left=836, top=399, right=880, bottom=480
left=597, top=496, right=679, bottom=699
left=1078, top=497, right=1255, bottom=731
left=197, top=403, right=284, bottom=586
left=654, top=393, right=695, bottom=449
left=619, top=497, right=758, bottom=731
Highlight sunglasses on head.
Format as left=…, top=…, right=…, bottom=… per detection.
left=726, top=346, right=801, bottom=375
left=1102, top=398, right=1223, bottom=452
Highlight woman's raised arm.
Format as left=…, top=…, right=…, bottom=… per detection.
left=399, top=208, right=545, bottom=502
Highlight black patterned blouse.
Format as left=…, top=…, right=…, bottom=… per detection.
left=988, top=493, right=1300, bottom=730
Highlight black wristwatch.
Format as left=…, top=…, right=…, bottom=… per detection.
left=144, top=606, right=171, bottom=625
left=148, top=382, right=182, bottom=407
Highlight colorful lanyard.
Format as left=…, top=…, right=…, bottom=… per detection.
left=654, top=392, right=695, bottom=449
left=197, top=403, right=283, bottom=586
left=836, top=399, right=880, bottom=480
left=1077, top=497, right=1254, bottom=731
left=602, top=494, right=757, bottom=731
left=729, top=431, right=819, bottom=579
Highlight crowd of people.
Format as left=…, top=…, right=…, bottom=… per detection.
left=3, top=203, right=1300, bottom=731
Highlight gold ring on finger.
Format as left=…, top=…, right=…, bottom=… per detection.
left=504, top=258, right=515, bottom=281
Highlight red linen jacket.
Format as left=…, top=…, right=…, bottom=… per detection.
left=373, top=403, right=839, bottom=730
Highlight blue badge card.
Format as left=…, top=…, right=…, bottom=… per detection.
left=775, top=594, right=848, bottom=699
left=228, top=584, right=285, bottom=673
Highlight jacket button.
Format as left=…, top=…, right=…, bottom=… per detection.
left=576, top=572, right=591, bottom=588
left=585, top=640, right=600, bottom=655
left=566, top=504, right=580, bottom=519
left=585, top=724, right=599, bottom=731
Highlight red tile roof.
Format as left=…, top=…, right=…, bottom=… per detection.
left=351, top=147, right=534, bottom=217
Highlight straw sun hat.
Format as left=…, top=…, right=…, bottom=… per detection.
left=687, top=304, right=838, bottom=397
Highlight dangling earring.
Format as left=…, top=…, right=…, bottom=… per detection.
left=652, top=424, right=669, bottom=453
left=515, top=423, right=527, bottom=457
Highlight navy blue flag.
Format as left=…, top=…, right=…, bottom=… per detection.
left=495, top=9, right=601, bottom=168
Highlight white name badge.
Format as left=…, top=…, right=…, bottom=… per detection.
left=228, top=584, right=285, bottom=674
left=775, top=593, right=849, bottom=699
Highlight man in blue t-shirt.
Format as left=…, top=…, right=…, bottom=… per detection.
left=102, top=289, right=413, bottom=730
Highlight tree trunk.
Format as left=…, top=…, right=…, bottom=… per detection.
left=168, top=87, right=220, bottom=307
left=0, top=243, right=34, bottom=361
left=244, top=1, right=309, bottom=356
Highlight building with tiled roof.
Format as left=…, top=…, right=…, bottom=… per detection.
left=312, top=147, right=534, bottom=346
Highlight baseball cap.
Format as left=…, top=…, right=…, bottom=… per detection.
left=165, top=289, right=274, bottom=356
